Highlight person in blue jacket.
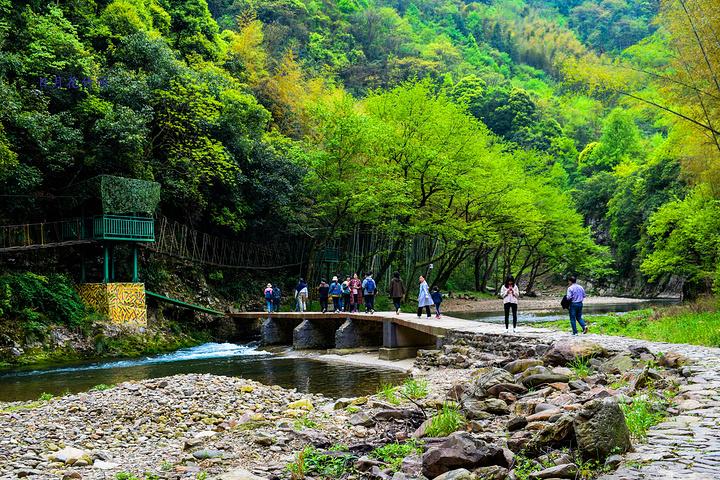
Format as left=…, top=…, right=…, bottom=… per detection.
left=329, top=276, right=343, bottom=313
left=431, top=286, right=443, bottom=319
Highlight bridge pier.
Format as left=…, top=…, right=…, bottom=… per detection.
left=262, top=317, right=302, bottom=345
left=294, top=318, right=343, bottom=349
left=335, top=318, right=383, bottom=349
left=380, top=319, right=437, bottom=360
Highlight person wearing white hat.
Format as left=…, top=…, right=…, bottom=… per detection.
left=263, top=283, right=274, bottom=313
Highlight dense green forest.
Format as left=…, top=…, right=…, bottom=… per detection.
left=0, top=0, right=718, bottom=298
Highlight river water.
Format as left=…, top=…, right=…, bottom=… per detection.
left=0, top=343, right=406, bottom=402
left=0, top=299, right=676, bottom=403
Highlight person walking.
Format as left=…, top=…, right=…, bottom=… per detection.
left=317, top=278, right=330, bottom=313
left=567, top=276, right=588, bottom=335
left=417, top=275, right=433, bottom=318
left=272, top=284, right=282, bottom=312
left=431, top=286, right=443, bottom=319
left=362, top=272, right=377, bottom=314
left=342, top=277, right=352, bottom=312
left=263, top=283, right=274, bottom=313
left=500, top=276, right=519, bottom=332
left=349, top=273, right=362, bottom=313
left=329, top=276, right=343, bottom=313
left=294, top=278, right=308, bottom=313
left=388, top=271, right=406, bottom=315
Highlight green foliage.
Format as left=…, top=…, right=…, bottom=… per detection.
left=287, top=446, right=355, bottom=479
left=89, top=383, right=115, bottom=392
left=425, top=403, right=465, bottom=437
left=370, top=440, right=423, bottom=472
left=620, top=396, right=666, bottom=440
left=377, top=383, right=401, bottom=405
left=0, top=272, right=91, bottom=337
left=401, top=378, right=429, bottom=399
left=293, top=416, right=319, bottom=430
left=76, top=175, right=161, bottom=215
left=568, top=356, right=592, bottom=379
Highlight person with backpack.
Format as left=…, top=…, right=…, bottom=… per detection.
left=272, top=284, right=282, bottom=312
left=342, top=277, right=352, bottom=312
left=317, top=279, right=330, bottom=313
left=329, top=276, right=343, bottom=313
left=294, top=278, right=308, bottom=313
left=349, top=273, right=362, bottom=313
left=500, top=276, right=519, bottom=333
left=431, top=285, right=443, bottom=319
left=388, top=271, right=406, bottom=315
left=417, top=275, right=433, bottom=318
left=567, top=276, right=589, bottom=335
left=362, top=272, right=377, bottom=314
left=263, top=283, right=274, bottom=313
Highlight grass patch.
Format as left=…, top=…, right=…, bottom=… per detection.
left=89, top=383, right=114, bottom=392
left=620, top=396, right=666, bottom=440
left=536, top=301, right=720, bottom=347
left=377, top=383, right=401, bottom=405
left=293, top=416, right=319, bottom=430
left=402, top=378, right=429, bottom=399
left=568, top=356, right=592, bottom=379
left=370, top=440, right=423, bottom=472
left=287, top=446, right=355, bottom=479
left=425, top=402, right=466, bottom=437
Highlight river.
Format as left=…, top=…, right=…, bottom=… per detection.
left=0, top=299, right=674, bottom=403
left=0, top=343, right=406, bottom=402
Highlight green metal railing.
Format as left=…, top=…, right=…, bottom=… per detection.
left=92, top=215, right=154, bottom=242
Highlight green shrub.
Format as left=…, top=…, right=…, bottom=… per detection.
left=425, top=403, right=465, bottom=437
left=568, top=356, right=592, bottom=379
left=0, top=272, right=92, bottom=334
left=370, top=440, right=423, bottom=471
left=402, top=378, right=429, bottom=399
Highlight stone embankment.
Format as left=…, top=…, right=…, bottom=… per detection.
left=1, top=326, right=718, bottom=480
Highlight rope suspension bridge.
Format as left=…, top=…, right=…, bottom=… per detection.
left=0, top=215, right=306, bottom=271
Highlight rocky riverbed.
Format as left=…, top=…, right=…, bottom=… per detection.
left=0, top=332, right=692, bottom=480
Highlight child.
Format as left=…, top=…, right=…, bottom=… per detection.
left=342, top=277, right=352, bottom=312
left=431, top=286, right=443, bottom=319
left=317, top=279, right=330, bottom=313
left=263, top=283, right=274, bottom=313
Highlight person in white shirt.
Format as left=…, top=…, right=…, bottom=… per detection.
left=500, top=276, right=519, bottom=332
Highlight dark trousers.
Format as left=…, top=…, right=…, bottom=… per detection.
left=569, top=302, right=586, bottom=334
left=417, top=305, right=431, bottom=317
left=343, top=294, right=351, bottom=311
left=332, top=297, right=341, bottom=311
left=273, top=299, right=281, bottom=312
left=434, top=303, right=441, bottom=316
left=504, top=302, right=518, bottom=328
left=392, top=297, right=402, bottom=311
left=320, top=297, right=329, bottom=312
left=364, top=294, right=375, bottom=312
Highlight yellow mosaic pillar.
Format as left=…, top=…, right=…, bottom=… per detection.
left=78, top=283, right=147, bottom=328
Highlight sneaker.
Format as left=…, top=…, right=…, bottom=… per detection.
left=505, top=327, right=509, bottom=333
left=583, top=325, right=589, bottom=334
left=426, top=314, right=431, bottom=318
left=435, top=314, right=441, bottom=319
left=396, top=309, right=400, bottom=315
left=513, top=327, right=516, bottom=333
left=417, top=314, right=422, bottom=318
left=572, top=332, right=578, bottom=336
left=371, top=309, right=375, bottom=314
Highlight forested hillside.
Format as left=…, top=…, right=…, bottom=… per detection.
left=0, top=0, right=718, bottom=297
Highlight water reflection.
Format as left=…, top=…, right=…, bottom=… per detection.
left=0, top=343, right=406, bottom=402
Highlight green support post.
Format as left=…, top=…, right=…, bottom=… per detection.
left=80, top=254, right=86, bottom=283
left=132, top=244, right=139, bottom=283
left=110, top=245, right=115, bottom=281
left=103, top=245, right=109, bottom=283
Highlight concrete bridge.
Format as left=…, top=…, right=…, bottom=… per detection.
left=227, top=311, right=485, bottom=360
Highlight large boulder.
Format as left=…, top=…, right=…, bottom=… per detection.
left=524, top=414, right=575, bottom=453
left=543, top=340, right=608, bottom=366
left=468, top=368, right=517, bottom=397
left=522, top=373, right=570, bottom=389
left=462, top=398, right=510, bottom=418
left=600, top=354, right=634, bottom=374
left=504, top=359, right=544, bottom=375
left=421, top=432, right=507, bottom=478
left=528, top=463, right=578, bottom=479
left=573, top=398, right=631, bottom=460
